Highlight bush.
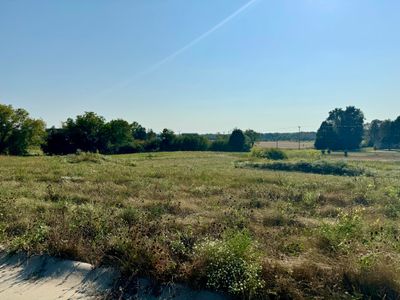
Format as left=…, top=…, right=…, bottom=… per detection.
left=251, top=147, right=288, bottom=160
left=241, top=160, right=365, bottom=176
left=195, top=230, right=264, bottom=297
left=67, top=151, right=108, bottom=163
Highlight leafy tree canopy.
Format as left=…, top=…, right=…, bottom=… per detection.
left=0, top=104, right=46, bottom=155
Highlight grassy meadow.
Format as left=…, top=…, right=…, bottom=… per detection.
left=1, top=150, right=400, bottom=299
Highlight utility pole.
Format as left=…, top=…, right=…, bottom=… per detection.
left=298, top=126, right=301, bottom=150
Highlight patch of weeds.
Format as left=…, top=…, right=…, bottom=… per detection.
left=145, top=201, right=181, bottom=218
left=45, top=184, right=90, bottom=205
left=166, top=231, right=196, bottom=261
left=302, top=191, right=319, bottom=209
left=263, top=211, right=293, bottom=227
left=282, top=241, right=304, bottom=256
left=68, top=204, right=109, bottom=242
left=318, top=205, right=341, bottom=218
left=119, top=207, right=140, bottom=228
left=190, top=185, right=224, bottom=197
left=263, top=202, right=299, bottom=227
left=383, top=186, right=400, bottom=218
left=251, top=147, right=288, bottom=160
left=247, top=197, right=266, bottom=209
left=67, top=151, right=109, bottom=164
left=194, top=230, right=264, bottom=297
left=343, top=259, right=400, bottom=299
left=316, top=209, right=363, bottom=254
left=221, top=208, right=250, bottom=230
left=10, top=223, right=50, bottom=252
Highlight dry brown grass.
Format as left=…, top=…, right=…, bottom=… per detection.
left=257, top=141, right=314, bottom=149
left=0, top=151, right=399, bottom=298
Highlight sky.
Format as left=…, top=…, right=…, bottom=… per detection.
left=1, top=0, right=400, bottom=133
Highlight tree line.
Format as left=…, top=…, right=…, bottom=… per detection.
left=315, top=106, right=400, bottom=152
left=365, top=117, right=400, bottom=150
left=0, top=104, right=257, bottom=155
left=3, top=103, right=398, bottom=156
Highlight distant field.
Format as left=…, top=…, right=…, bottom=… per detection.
left=257, top=140, right=314, bottom=149
left=0, top=150, right=399, bottom=298
left=329, top=150, right=400, bottom=161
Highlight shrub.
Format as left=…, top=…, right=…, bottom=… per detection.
left=195, top=230, right=264, bottom=297
left=251, top=147, right=288, bottom=160
left=67, top=151, right=108, bottom=163
left=241, top=160, right=365, bottom=176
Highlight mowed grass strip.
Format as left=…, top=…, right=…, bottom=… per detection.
left=0, top=151, right=400, bottom=298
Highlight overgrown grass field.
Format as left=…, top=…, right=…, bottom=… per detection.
left=1, top=150, right=400, bottom=299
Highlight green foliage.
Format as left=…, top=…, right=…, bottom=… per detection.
left=315, top=106, right=364, bottom=151
left=195, top=230, right=264, bottom=297
left=244, top=129, right=260, bottom=147
left=241, top=160, right=365, bottom=176
left=174, top=134, right=209, bottom=151
left=228, top=129, right=248, bottom=152
left=209, top=137, right=229, bottom=151
left=366, top=117, right=400, bottom=149
left=251, top=147, right=288, bottom=160
left=64, top=112, right=107, bottom=153
left=317, top=210, right=363, bottom=253
left=67, top=151, right=109, bottom=163
left=131, top=121, right=147, bottom=140
left=0, top=104, right=46, bottom=155
left=383, top=186, right=400, bottom=218
left=104, top=119, right=134, bottom=153
left=119, top=207, right=140, bottom=227
left=315, top=121, right=337, bottom=150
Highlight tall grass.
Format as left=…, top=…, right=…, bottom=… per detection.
left=0, top=151, right=399, bottom=298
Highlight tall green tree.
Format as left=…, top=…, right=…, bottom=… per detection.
left=379, top=120, right=394, bottom=150
left=337, top=106, right=365, bottom=150
left=244, top=129, right=260, bottom=148
left=316, top=106, right=364, bottom=151
left=0, top=104, right=46, bottom=155
left=314, top=121, right=336, bottom=151
left=366, top=120, right=382, bottom=147
left=132, top=122, right=147, bottom=140
left=64, top=112, right=107, bottom=152
left=228, top=129, right=247, bottom=152
left=160, top=129, right=176, bottom=151
left=104, top=119, right=133, bottom=153
left=392, top=116, right=400, bottom=147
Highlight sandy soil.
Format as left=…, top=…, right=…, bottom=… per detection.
left=0, top=252, right=229, bottom=300
left=0, top=252, right=116, bottom=300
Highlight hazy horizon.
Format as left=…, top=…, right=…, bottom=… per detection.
left=1, top=0, right=399, bottom=133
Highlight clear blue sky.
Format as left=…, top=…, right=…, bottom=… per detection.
left=1, top=0, right=399, bottom=133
